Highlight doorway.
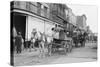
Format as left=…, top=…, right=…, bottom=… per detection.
left=13, top=13, right=26, bottom=40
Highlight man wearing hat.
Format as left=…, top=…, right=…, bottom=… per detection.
left=15, top=32, right=22, bottom=54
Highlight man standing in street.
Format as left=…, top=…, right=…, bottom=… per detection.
left=15, top=32, right=22, bottom=54
left=79, top=31, right=86, bottom=47
left=72, top=30, right=79, bottom=47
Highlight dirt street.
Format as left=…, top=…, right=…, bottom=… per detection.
left=14, top=42, right=97, bottom=66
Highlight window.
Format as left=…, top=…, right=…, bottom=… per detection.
left=37, top=2, right=41, bottom=15
left=44, top=6, right=48, bottom=17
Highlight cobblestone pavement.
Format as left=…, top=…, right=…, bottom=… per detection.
left=13, top=42, right=97, bottom=66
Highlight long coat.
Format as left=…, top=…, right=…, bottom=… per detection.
left=15, top=35, right=22, bottom=52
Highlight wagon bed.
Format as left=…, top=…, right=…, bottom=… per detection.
left=48, top=38, right=72, bottom=56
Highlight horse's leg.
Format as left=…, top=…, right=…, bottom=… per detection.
left=39, top=47, right=43, bottom=58
left=38, top=41, right=42, bottom=58
left=38, top=41, right=45, bottom=58
left=29, top=41, right=32, bottom=52
left=32, top=39, right=37, bottom=51
left=42, top=41, right=45, bottom=57
left=48, top=43, right=52, bottom=56
left=41, top=41, right=45, bottom=57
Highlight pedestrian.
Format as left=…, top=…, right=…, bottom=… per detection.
left=15, top=32, right=22, bottom=54
left=79, top=31, right=85, bottom=47
left=72, top=31, right=79, bottom=47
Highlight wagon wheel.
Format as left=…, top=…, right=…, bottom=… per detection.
left=67, top=40, right=72, bottom=52
left=62, top=41, right=67, bottom=54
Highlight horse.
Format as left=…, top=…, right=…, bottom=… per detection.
left=46, top=35, right=54, bottom=56
left=29, top=31, right=47, bottom=58
left=37, top=32, right=47, bottom=58
left=26, top=31, right=53, bottom=57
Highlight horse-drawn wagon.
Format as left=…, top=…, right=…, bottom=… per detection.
left=48, top=29, right=73, bottom=56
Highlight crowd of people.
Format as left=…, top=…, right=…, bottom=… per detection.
left=72, top=29, right=88, bottom=47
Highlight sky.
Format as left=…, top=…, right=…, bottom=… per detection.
left=66, top=4, right=98, bottom=33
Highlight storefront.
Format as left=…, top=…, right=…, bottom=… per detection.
left=26, top=16, right=44, bottom=40
left=26, top=15, right=55, bottom=40
left=12, top=10, right=62, bottom=41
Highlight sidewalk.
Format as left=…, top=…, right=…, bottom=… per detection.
left=14, top=48, right=40, bottom=57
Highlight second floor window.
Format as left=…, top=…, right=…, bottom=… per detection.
left=44, top=6, right=48, bottom=17
left=37, top=2, right=41, bottom=15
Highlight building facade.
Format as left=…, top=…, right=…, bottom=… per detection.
left=76, top=14, right=87, bottom=31
left=67, top=8, right=77, bottom=26
left=11, top=1, right=69, bottom=40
